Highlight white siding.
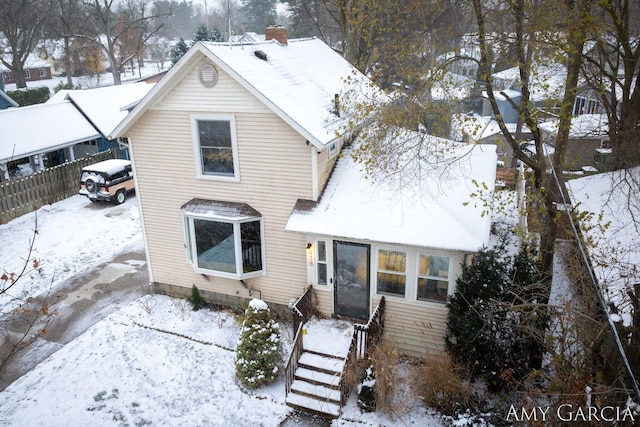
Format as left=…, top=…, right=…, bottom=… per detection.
left=127, top=57, right=314, bottom=307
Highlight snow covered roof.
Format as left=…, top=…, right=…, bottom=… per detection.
left=46, top=82, right=155, bottom=137
left=451, top=113, right=531, bottom=142
left=111, top=38, right=385, bottom=148
left=0, top=54, right=49, bottom=72
left=492, top=63, right=567, bottom=102
left=286, top=137, right=497, bottom=252
left=566, top=168, right=640, bottom=325
left=0, top=101, right=101, bottom=163
left=538, top=114, right=609, bottom=138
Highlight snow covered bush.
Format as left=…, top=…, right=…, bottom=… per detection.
left=189, top=285, right=204, bottom=311
left=235, top=299, right=282, bottom=388
left=445, top=237, right=543, bottom=391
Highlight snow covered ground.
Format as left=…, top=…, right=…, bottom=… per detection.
left=0, top=195, right=447, bottom=426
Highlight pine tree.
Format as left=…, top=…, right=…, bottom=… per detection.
left=235, top=299, right=281, bottom=388
left=170, top=38, right=189, bottom=66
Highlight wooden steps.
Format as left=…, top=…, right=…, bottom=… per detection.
left=285, top=349, right=345, bottom=419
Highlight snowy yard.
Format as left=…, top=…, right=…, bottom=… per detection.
left=0, top=195, right=446, bottom=426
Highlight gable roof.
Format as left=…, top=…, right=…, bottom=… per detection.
left=46, top=82, right=155, bottom=137
left=538, top=113, right=609, bottom=138
left=286, top=135, right=497, bottom=252
left=111, top=38, right=384, bottom=148
left=0, top=101, right=101, bottom=164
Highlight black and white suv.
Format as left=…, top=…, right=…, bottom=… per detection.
left=79, top=159, right=135, bottom=205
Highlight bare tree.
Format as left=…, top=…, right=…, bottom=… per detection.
left=0, top=0, right=53, bottom=88
left=79, top=0, right=170, bottom=85
left=0, top=215, right=58, bottom=375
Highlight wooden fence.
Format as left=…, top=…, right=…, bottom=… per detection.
left=0, top=150, right=119, bottom=224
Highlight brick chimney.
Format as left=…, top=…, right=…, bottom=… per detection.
left=265, top=26, right=288, bottom=45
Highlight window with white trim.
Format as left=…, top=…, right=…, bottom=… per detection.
left=417, top=254, right=450, bottom=302
left=38, top=68, right=47, bottom=77
left=316, top=240, right=328, bottom=285
left=182, top=199, right=264, bottom=279
left=376, top=249, right=407, bottom=297
left=191, top=115, right=239, bottom=180
left=23, top=69, right=31, bottom=79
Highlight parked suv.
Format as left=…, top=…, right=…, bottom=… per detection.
left=79, top=159, right=134, bottom=204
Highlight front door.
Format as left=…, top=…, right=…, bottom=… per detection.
left=334, top=241, right=370, bottom=320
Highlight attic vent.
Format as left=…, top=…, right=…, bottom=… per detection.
left=254, top=50, right=268, bottom=61
left=198, top=64, right=219, bottom=87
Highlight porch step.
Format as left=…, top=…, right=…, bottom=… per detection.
left=295, top=367, right=341, bottom=388
left=298, top=351, right=345, bottom=375
left=286, top=391, right=341, bottom=418
left=286, top=350, right=345, bottom=419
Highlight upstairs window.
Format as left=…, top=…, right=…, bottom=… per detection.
left=182, top=199, right=264, bottom=279
left=417, top=254, right=450, bottom=303
left=191, top=114, right=239, bottom=180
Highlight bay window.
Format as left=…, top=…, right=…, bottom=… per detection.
left=182, top=199, right=264, bottom=279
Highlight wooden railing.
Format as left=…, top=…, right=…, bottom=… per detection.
left=285, top=322, right=305, bottom=396
left=285, top=286, right=313, bottom=396
left=339, top=297, right=386, bottom=407
left=0, top=150, right=119, bottom=224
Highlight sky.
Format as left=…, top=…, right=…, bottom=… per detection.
left=0, top=194, right=452, bottom=426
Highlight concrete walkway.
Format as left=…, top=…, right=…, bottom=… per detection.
left=0, top=248, right=149, bottom=391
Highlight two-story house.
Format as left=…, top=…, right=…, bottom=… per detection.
left=111, top=30, right=497, bottom=358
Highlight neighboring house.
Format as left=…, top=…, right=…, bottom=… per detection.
left=111, top=33, right=497, bottom=359
left=0, top=54, right=52, bottom=85
left=566, top=168, right=640, bottom=325
left=451, top=112, right=532, bottom=168
left=0, top=101, right=101, bottom=181
left=0, top=82, right=154, bottom=181
left=539, top=113, right=609, bottom=171
left=483, top=63, right=567, bottom=123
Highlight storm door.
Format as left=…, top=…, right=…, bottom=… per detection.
left=333, top=241, right=370, bottom=320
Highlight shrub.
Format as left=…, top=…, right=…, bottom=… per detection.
left=357, top=364, right=376, bottom=412
left=445, top=236, right=543, bottom=391
left=7, top=86, right=50, bottom=106
left=235, top=299, right=281, bottom=388
left=189, top=285, right=203, bottom=311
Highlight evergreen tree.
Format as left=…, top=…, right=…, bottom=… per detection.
left=445, top=237, right=543, bottom=391
left=240, top=0, right=277, bottom=33
left=235, top=299, right=281, bottom=388
left=169, top=38, right=189, bottom=66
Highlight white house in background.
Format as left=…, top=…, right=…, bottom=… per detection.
left=539, top=113, right=609, bottom=171
left=0, top=82, right=156, bottom=181
left=111, top=31, right=497, bottom=358
left=0, top=101, right=101, bottom=180
left=566, top=168, right=640, bottom=325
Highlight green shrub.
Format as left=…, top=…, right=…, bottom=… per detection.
left=235, top=299, right=281, bottom=388
left=7, top=86, right=50, bottom=106
left=189, top=285, right=204, bottom=311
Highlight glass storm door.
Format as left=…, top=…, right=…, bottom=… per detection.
left=333, top=241, right=370, bottom=320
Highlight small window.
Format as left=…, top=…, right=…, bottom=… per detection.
left=376, top=249, right=406, bottom=297
left=328, top=141, right=338, bottom=158
left=191, top=115, right=239, bottom=180
left=417, top=254, right=450, bottom=303
left=23, top=69, right=31, bottom=78
left=317, top=240, right=327, bottom=285
left=38, top=67, right=46, bottom=77
left=182, top=199, right=264, bottom=279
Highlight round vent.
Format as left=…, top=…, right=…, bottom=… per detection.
left=198, top=64, right=219, bottom=87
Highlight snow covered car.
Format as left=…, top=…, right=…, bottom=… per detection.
left=78, top=159, right=134, bottom=204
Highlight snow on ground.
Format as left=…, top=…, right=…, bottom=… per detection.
left=0, top=195, right=142, bottom=311
left=0, top=195, right=447, bottom=426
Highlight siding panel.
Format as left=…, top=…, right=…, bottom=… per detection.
left=127, top=59, right=314, bottom=308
